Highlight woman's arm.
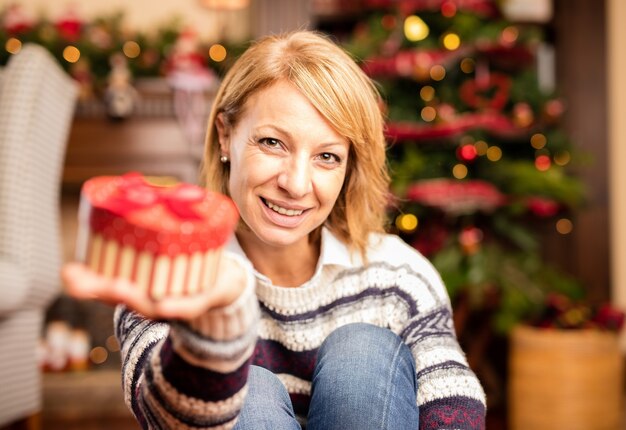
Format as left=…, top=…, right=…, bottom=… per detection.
left=64, top=252, right=259, bottom=429
left=115, top=276, right=259, bottom=429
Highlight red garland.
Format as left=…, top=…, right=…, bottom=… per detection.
left=363, top=0, right=499, bottom=17
left=406, top=178, right=506, bottom=214
left=385, top=111, right=518, bottom=141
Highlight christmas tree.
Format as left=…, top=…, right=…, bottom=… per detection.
left=335, top=0, right=586, bottom=335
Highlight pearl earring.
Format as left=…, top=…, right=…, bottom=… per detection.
left=220, top=155, right=229, bottom=163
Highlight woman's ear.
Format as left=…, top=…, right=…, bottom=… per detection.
left=215, top=113, right=230, bottom=156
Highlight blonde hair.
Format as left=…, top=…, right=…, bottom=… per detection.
left=201, top=30, right=390, bottom=257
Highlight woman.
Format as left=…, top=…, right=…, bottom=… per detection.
left=64, top=31, right=486, bottom=429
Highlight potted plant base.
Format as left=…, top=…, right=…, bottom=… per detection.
left=508, top=324, right=624, bottom=430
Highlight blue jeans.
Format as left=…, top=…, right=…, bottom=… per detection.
left=233, top=323, right=419, bottom=429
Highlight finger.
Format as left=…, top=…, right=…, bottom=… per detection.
left=152, top=292, right=216, bottom=320
left=62, top=263, right=111, bottom=300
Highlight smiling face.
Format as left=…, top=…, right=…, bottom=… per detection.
left=216, top=80, right=350, bottom=254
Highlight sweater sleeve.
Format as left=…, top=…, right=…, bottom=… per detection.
left=398, top=253, right=486, bottom=430
left=114, top=252, right=260, bottom=430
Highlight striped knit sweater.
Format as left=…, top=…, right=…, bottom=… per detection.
left=115, top=228, right=486, bottom=429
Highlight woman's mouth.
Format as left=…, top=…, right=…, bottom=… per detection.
left=261, top=198, right=305, bottom=217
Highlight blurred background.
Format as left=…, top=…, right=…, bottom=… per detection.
left=0, top=0, right=624, bottom=429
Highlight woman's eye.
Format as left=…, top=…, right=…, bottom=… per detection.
left=320, top=152, right=341, bottom=163
left=259, top=137, right=281, bottom=148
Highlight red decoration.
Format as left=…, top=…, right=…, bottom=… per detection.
left=385, top=111, right=520, bottom=141
left=362, top=48, right=470, bottom=78
left=55, top=9, right=83, bottom=42
left=526, top=196, right=560, bottom=217
left=2, top=4, right=34, bottom=34
left=406, top=178, right=506, bottom=214
left=459, top=72, right=511, bottom=110
left=458, top=226, right=483, bottom=255
left=363, top=0, right=499, bottom=17
left=457, top=144, right=477, bottom=162
left=535, top=155, right=551, bottom=171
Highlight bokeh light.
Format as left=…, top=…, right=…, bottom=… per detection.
left=420, top=85, right=435, bottom=101
left=460, top=58, right=475, bottom=74
left=395, top=214, right=418, bottom=232
left=123, top=41, right=141, bottom=58
left=430, top=65, right=446, bottom=81
left=474, top=140, right=488, bottom=155
left=89, top=346, right=108, bottom=364
left=554, top=150, right=571, bottom=166
left=404, top=15, right=429, bottom=42
left=556, top=218, right=573, bottom=234
left=5, top=37, right=22, bottom=54
left=500, top=26, right=519, bottom=46
left=486, top=146, right=502, bottom=161
left=62, top=45, right=81, bottom=63
left=209, top=43, right=227, bottom=62
left=421, top=106, right=437, bottom=122
left=458, top=144, right=477, bottom=161
left=530, top=133, right=547, bottom=149
left=442, top=33, right=461, bottom=50
left=452, top=163, right=468, bottom=179
left=105, top=335, right=120, bottom=352
left=535, top=154, right=551, bottom=171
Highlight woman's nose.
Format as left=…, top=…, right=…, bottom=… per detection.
left=277, top=155, right=312, bottom=198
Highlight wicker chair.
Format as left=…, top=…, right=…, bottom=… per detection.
left=0, top=44, right=77, bottom=427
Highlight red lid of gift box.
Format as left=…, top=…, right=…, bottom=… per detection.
left=80, top=173, right=239, bottom=256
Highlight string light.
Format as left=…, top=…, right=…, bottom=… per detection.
left=530, top=133, right=547, bottom=149
left=458, top=144, right=477, bottom=162
left=89, top=346, right=108, bottom=364
left=430, top=65, right=446, bottom=81
left=486, top=146, right=502, bottom=161
left=105, top=335, right=120, bottom=352
left=209, top=44, right=227, bottom=62
left=474, top=140, right=488, bottom=155
left=460, top=58, right=475, bottom=74
left=395, top=214, right=418, bottom=232
left=500, top=26, right=519, bottom=46
left=442, top=33, right=461, bottom=50
left=5, top=37, right=22, bottom=54
left=452, top=163, right=468, bottom=179
left=554, top=150, right=571, bottom=166
left=404, top=15, right=429, bottom=42
left=420, top=85, right=435, bottom=101
left=421, top=106, right=437, bottom=122
left=556, top=218, right=573, bottom=234
left=535, top=155, right=551, bottom=171
left=123, top=41, right=141, bottom=58
left=62, top=45, right=80, bottom=63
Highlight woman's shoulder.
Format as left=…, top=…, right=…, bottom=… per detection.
left=365, top=233, right=439, bottom=276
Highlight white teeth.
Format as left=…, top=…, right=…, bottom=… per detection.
left=265, top=200, right=303, bottom=216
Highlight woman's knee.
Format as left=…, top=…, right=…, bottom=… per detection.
left=319, top=323, right=412, bottom=364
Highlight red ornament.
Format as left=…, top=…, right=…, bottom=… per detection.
left=406, top=178, right=506, bottom=215
left=458, top=226, right=483, bottom=255
left=55, top=9, right=83, bottom=42
left=526, top=196, right=560, bottom=217
left=2, top=4, right=34, bottom=34
left=457, top=144, right=477, bottom=162
left=535, top=155, right=551, bottom=171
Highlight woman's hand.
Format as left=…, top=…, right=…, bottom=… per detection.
left=61, top=253, right=249, bottom=321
